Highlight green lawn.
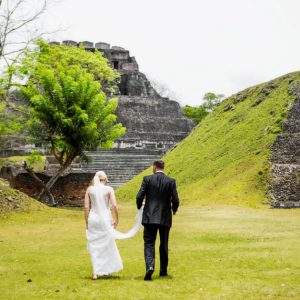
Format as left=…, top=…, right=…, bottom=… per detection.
left=1, top=205, right=300, bottom=300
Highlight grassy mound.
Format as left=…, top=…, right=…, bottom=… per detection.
left=117, top=72, right=300, bottom=207
left=0, top=179, right=47, bottom=213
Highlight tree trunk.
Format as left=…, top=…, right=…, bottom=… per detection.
left=23, top=163, right=55, bottom=205
left=37, top=155, right=75, bottom=204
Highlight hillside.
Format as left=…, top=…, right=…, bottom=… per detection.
left=0, top=179, right=46, bottom=213
left=116, top=72, right=300, bottom=207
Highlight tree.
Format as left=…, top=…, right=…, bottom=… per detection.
left=182, top=92, right=225, bottom=124
left=0, top=0, right=47, bottom=66
left=203, top=92, right=225, bottom=111
left=182, top=105, right=208, bottom=124
left=0, top=0, right=53, bottom=144
left=149, top=79, right=180, bottom=100
left=0, top=98, right=23, bottom=146
left=14, top=40, right=125, bottom=205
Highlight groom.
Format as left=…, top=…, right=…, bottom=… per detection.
left=136, top=159, right=179, bottom=281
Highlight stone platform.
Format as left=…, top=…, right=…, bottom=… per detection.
left=82, top=148, right=162, bottom=188
left=114, top=96, right=194, bottom=149
left=1, top=148, right=162, bottom=206
left=270, top=82, right=300, bottom=208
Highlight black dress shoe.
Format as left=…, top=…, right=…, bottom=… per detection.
left=144, top=268, right=154, bottom=281
left=159, top=271, right=168, bottom=277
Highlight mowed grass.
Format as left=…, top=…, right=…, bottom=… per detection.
left=1, top=205, right=300, bottom=300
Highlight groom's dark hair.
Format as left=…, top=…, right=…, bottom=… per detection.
left=153, top=160, right=165, bottom=170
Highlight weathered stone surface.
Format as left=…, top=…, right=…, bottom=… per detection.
left=270, top=164, right=300, bottom=208
left=111, top=46, right=125, bottom=50
left=121, top=62, right=139, bottom=72
left=271, top=133, right=300, bottom=164
left=2, top=167, right=92, bottom=206
left=270, top=93, right=300, bottom=207
left=118, top=72, right=157, bottom=97
left=114, top=96, right=194, bottom=150
left=281, top=97, right=300, bottom=133
left=62, top=40, right=77, bottom=46
left=95, top=42, right=110, bottom=50
left=79, top=41, right=94, bottom=49
left=49, top=41, right=60, bottom=45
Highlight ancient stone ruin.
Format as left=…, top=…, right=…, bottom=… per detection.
left=1, top=41, right=195, bottom=205
left=4, top=40, right=299, bottom=208
left=270, top=81, right=300, bottom=208
left=54, top=40, right=194, bottom=150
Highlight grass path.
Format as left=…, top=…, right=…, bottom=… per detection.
left=1, top=205, right=300, bottom=299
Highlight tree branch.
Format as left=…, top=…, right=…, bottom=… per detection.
left=0, top=0, right=47, bottom=62
left=51, top=140, right=63, bottom=165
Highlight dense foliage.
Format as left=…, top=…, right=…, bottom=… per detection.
left=182, top=92, right=225, bottom=123
left=182, top=104, right=208, bottom=124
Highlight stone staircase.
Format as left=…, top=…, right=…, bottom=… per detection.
left=81, top=148, right=163, bottom=189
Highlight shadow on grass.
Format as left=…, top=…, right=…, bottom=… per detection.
left=56, top=206, right=82, bottom=211
left=132, top=275, right=174, bottom=281
left=82, top=274, right=174, bottom=281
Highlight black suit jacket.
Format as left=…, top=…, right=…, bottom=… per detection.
left=136, top=172, right=179, bottom=227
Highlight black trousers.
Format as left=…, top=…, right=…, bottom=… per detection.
left=143, top=224, right=170, bottom=273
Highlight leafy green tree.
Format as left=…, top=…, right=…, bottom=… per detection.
left=182, top=105, right=208, bottom=124
left=203, top=92, right=225, bottom=111
left=0, top=87, right=24, bottom=146
left=182, top=92, right=225, bottom=124
left=13, top=40, right=125, bottom=205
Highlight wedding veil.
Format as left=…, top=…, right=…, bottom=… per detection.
left=91, top=171, right=143, bottom=240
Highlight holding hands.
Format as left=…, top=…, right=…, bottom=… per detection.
left=112, top=219, right=118, bottom=229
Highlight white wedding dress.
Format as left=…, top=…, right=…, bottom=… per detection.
left=86, top=181, right=143, bottom=276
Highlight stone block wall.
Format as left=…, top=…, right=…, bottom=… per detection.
left=1, top=148, right=162, bottom=206
left=270, top=87, right=300, bottom=207
left=1, top=166, right=92, bottom=206
left=114, top=96, right=195, bottom=150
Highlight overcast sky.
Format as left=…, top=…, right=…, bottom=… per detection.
left=43, top=0, right=300, bottom=105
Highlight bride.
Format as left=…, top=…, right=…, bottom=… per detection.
left=84, top=171, right=143, bottom=280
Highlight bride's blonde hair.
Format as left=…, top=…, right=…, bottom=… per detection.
left=95, top=171, right=108, bottom=183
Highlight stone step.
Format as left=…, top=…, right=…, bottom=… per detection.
left=81, top=161, right=153, bottom=169
left=86, top=152, right=160, bottom=156
left=85, top=156, right=159, bottom=161
left=86, top=159, right=157, bottom=163
left=85, top=150, right=163, bottom=155
left=84, top=169, right=150, bottom=172
left=81, top=159, right=153, bottom=166
left=46, top=148, right=163, bottom=189
left=83, top=171, right=144, bottom=176
left=82, top=161, right=154, bottom=165
left=82, top=171, right=146, bottom=175
left=86, top=156, right=158, bottom=160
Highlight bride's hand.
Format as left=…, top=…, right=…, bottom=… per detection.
left=112, top=220, right=118, bottom=229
